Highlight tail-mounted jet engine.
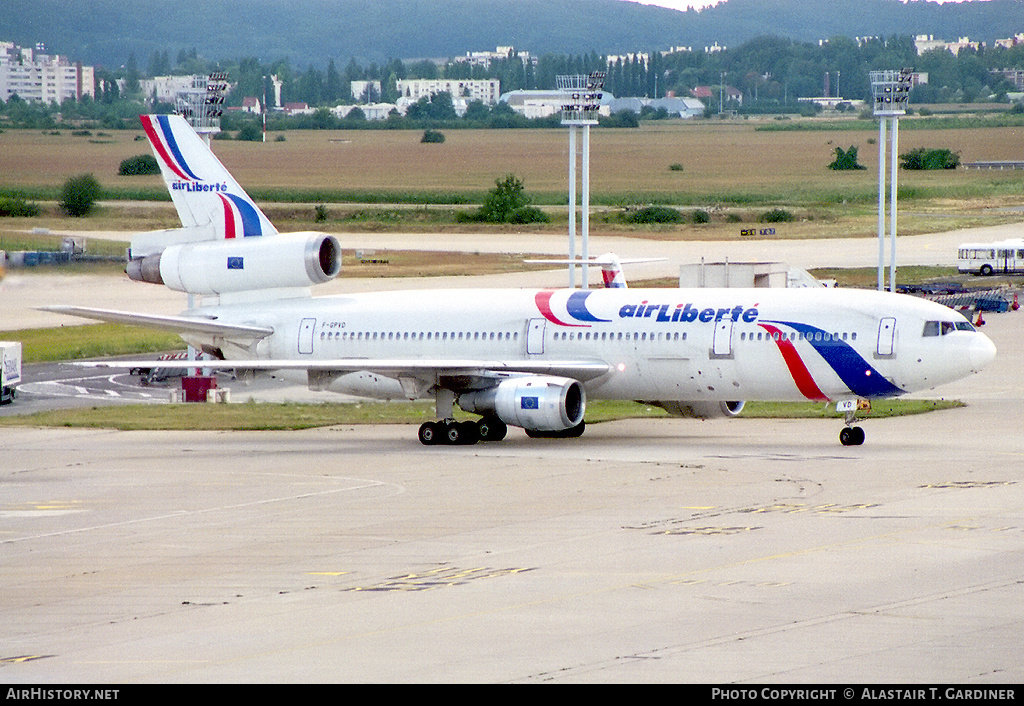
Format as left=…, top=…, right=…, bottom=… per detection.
left=127, top=232, right=341, bottom=295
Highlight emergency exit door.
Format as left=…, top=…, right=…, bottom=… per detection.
left=876, top=317, right=896, bottom=356
left=298, top=318, right=316, bottom=355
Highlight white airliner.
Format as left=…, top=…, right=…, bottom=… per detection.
left=46, top=114, right=996, bottom=446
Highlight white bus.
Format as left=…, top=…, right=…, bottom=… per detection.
left=958, top=238, right=1024, bottom=275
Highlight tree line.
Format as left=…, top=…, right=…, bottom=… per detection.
left=142, top=36, right=1024, bottom=108
left=2, top=34, right=1022, bottom=130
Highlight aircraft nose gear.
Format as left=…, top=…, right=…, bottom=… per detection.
left=836, top=399, right=866, bottom=446
left=839, top=425, right=865, bottom=446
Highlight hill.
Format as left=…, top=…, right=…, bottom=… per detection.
left=1, top=0, right=1021, bottom=68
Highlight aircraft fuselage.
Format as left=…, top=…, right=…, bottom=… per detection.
left=190, top=285, right=995, bottom=406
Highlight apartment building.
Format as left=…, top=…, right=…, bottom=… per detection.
left=395, top=78, right=501, bottom=106
left=0, top=41, right=94, bottom=103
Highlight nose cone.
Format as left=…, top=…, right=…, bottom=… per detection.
left=970, top=333, right=997, bottom=372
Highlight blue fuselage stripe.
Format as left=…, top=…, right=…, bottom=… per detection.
left=767, top=320, right=903, bottom=397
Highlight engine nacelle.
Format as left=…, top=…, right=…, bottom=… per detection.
left=459, top=376, right=585, bottom=432
left=127, top=232, right=341, bottom=295
left=649, top=400, right=745, bottom=419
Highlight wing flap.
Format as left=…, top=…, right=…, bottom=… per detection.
left=72, top=357, right=610, bottom=382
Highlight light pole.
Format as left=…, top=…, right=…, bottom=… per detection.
left=558, top=71, right=605, bottom=289
left=176, top=72, right=228, bottom=146
left=870, top=68, right=914, bottom=292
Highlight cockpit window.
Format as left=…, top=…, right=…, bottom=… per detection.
left=923, top=320, right=975, bottom=337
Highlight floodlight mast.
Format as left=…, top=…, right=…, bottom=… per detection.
left=559, top=72, right=605, bottom=288
left=173, top=71, right=229, bottom=369
left=871, top=68, right=913, bottom=292
left=176, top=72, right=228, bottom=146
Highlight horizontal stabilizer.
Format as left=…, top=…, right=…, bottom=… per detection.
left=525, top=252, right=666, bottom=289
left=40, top=306, right=274, bottom=340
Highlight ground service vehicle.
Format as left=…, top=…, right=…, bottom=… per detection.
left=958, top=239, right=1024, bottom=275
left=1, top=341, right=21, bottom=404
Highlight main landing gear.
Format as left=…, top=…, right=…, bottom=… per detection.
left=836, top=399, right=866, bottom=446
left=419, top=388, right=510, bottom=445
left=418, top=416, right=508, bottom=446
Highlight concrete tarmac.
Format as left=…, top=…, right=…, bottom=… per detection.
left=1, top=308, right=1022, bottom=683
left=2, top=222, right=1023, bottom=682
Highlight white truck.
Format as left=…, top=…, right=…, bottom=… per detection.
left=1, top=341, right=21, bottom=404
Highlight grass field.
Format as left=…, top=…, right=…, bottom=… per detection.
left=3, top=119, right=1023, bottom=208
left=2, top=118, right=1022, bottom=249
left=0, top=398, right=963, bottom=431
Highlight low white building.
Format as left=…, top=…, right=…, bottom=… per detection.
left=456, top=46, right=532, bottom=69
left=0, top=41, right=94, bottom=104
left=499, top=89, right=613, bottom=119
left=914, top=34, right=982, bottom=56
left=607, top=96, right=705, bottom=118
left=332, top=103, right=398, bottom=121
left=138, top=75, right=197, bottom=104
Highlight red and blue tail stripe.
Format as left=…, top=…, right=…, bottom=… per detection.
left=141, top=115, right=202, bottom=182
left=218, top=193, right=265, bottom=239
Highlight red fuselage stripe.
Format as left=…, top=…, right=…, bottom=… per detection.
left=760, top=323, right=829, bottom=401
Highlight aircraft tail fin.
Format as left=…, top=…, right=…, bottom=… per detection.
left=139, top=114, right=278, bottom=241
left=595, top=253, right=628, bottom=288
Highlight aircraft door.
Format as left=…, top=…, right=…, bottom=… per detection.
left=876, top=317, right=896, bottom=356
left=712, top=320, right=733, bottom=357
left=298, top=318, right=316, bottom=355
left=526, top=318, right=546, bottom=355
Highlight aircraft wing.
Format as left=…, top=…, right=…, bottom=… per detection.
left=47, top=305, right=609, bottom=388
left=40, top=306, right=275, bottom=340
left=73, top=357, right=611, bottom=383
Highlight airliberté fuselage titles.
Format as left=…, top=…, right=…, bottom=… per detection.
left=46, top=114, right=996, bottom=447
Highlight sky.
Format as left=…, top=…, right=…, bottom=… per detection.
left=625, top=0, right=723, bottom=10
left=626, top=0, right=974, bottom=11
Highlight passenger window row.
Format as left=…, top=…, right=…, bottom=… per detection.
left=740, top=330, right=858, bottom=343
left=321, top=330, right=520, bottom=342
left=553, top=331, right=688, bottom=342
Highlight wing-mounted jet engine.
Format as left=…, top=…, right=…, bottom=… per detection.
left=647, top=400, right=746, bottom=419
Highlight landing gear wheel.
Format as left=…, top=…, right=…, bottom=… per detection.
left=418, top=421, right=439, bottom=446
left=840, top=426, right=865, bottom=446
left=442, top=420, right=479, bottom=445
left=476, top=416, right=507, bottom=442
left=457, top=421, right=479, bottom=445
left=420, top=420, right=482, bottom=445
